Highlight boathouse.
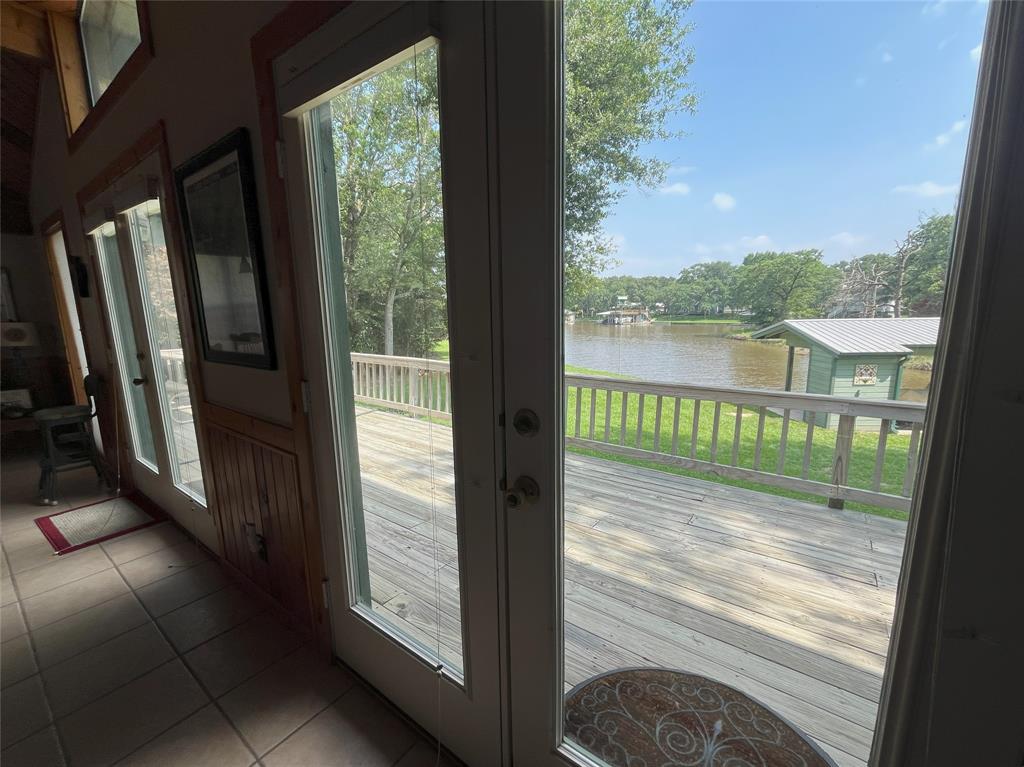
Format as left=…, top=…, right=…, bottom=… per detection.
left=751, top=317, right=940, bottom=427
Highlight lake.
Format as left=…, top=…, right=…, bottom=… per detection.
left=564, top=321, right=930, bottom=402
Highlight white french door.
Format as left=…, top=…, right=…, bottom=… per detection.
left=278, top=3, right=504, bottom=765
left=87, top=156, right=214, bottom=549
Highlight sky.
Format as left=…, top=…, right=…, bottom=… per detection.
left=600, top=0, right=989, bottom=277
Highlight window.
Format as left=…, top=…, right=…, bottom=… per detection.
left=79, top=0, right=141, bottom=105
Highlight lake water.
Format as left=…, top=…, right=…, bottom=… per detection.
left=564, top=322, right=930, bottom=402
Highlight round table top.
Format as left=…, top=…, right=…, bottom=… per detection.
left=565, top=667, right=837, bottom=767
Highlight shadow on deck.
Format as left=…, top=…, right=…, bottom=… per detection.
left=353, top=407, right=907, bottom=767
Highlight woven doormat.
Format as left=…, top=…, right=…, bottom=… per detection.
left=35, top=498, right=160, bottom=555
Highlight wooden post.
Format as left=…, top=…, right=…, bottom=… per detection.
left=829, top=414, right=856, bottom=509
left=784, top=345, right=795, bottom=392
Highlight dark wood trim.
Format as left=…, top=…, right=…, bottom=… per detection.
left=58, top=0, right=154, bottom=153
left=201, top=402, right=296, bottom=454
left=39, top=209, right=87, bottom=404
left=250, top=0, right=350, bottom=654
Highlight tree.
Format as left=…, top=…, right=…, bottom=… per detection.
left=903, top=213, right=954, bottom=315
left=736, top=250, right=840, bottom=324
left=564, top=0, right=697, bottom=298
left=677, top=261, right=736, bottom=315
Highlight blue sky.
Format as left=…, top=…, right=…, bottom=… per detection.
left=601, top=0, right=988, bottom=276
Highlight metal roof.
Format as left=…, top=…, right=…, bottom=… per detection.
left=751, top=317, right=941, bottom=356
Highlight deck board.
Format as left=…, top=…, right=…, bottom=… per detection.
left=350, top=407, right=906, bottom=767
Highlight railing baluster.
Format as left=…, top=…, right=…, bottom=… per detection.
left=653, top=395, right=663, bottom=452
left=829, top=414, right=856, bottom=508
left=801, top=413, right=816, bottom=479
left=445, top=370, right=451, bottom=413
left=574, top=386, right=582, bottom=438
left=731, top=405, right=743, bottom=466
left=619, top=392, right=628, bottom=446
left=709, top=401, right=722, bottom=463
left=872, top=419, right=890, bottom=491
left=603, top=390, right=612, bottom=442
left=671, top=397, right=681, bottom=455
left=776, top=409, right=791, bottom=474
left=689, top=399, right=701, bottom=459
left=588, top=388, right=597, bottom=439
left=903, top=423, right=922, bottom=496
left=635, top=394, right=645, bottom=449
left=753, top=407, right=766, bottom=470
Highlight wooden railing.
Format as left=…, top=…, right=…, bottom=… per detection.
left=351, top=352, right=452, bottom=420
left=347, top=353, right=926, bottom=512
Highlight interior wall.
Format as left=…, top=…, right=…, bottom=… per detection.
left=29, top=0, right=291, bottom=426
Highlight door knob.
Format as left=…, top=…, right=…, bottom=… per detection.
left=132, top=376, right=148, bottom=386
left=504, top=476, right=540, bottom=509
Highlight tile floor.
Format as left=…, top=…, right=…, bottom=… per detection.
left=1, top=451, right=456, bottom=767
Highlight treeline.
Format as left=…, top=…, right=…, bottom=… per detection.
left=569, top=214, right=953, bottom=324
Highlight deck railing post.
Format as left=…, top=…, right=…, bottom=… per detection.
left=829, top=414, right=856, bottom=509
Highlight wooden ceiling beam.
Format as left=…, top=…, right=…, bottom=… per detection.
left=1, top=2, right=52, bottom=62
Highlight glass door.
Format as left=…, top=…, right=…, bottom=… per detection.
left=88, top=164, right=210, bottom=543
left=277, top=4, right=502, bottom=765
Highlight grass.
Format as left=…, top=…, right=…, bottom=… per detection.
left=564, top=384, right=912, bottom=520
left=430, top=339, right=450, bottom=360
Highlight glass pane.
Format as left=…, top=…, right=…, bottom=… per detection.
left=125, top=200, right=206, bottom=503
left=79, top=0, right=141, bottom=104
left=310, top=41, right=463, bottom=673
left=91, top=222, right=157, bottom=470
left=560, top=2, right=979, bottom=765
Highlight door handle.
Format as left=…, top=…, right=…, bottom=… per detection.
left=132, top=376, right=148, bottom=386
left=504, top=476, right=540, bottom=509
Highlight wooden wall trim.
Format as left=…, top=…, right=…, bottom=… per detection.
left=202, top=402, right=296, bottom=454
left=250, top=0, right=350, bottom=654
left=39, top=209, right=87, bottom=404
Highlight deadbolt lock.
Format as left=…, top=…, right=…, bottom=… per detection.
left=504, top=476, right=540, bottom=509
left=512, top=409, right=540, bottom=436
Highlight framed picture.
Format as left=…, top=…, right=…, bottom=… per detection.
left=175, top=129, right=275, bottom=369
left=853, top=363, right=878, bottom=386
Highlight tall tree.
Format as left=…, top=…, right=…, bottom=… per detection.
left=564, top=0, right=697, bottom=297
left=736, top=250, right=840, bottom=324
left=677, top=261, right=736, bottom=315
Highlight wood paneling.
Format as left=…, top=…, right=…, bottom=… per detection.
left=1, top=49, right=41, bottom=234
left=205, top=421, right=311, bottom=625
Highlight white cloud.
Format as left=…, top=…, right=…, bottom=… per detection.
left=881, top=51, right=894, bottom=63
left=692, top=243, right=712, bottom=256
left=738, top=234, right=773, bottom=250
left=660, top=182, right=691, bottom=196
left=891, top=181, right=958, bottom=197
left=926, top=119, right=968, bottom=150
left=970, top=42, right=982, bottom=61
left=711, top=192, right=736, bottom=212
left=922, top=0, right=951, bottom=16
left=829, top=232, right=866, bottom=248
left=668, top=165, right=696, bottom=176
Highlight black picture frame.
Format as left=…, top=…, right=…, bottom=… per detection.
left=174, top=128, right=275, bottom=369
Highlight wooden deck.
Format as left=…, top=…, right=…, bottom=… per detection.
left=354, top=407, right=907, bottom=767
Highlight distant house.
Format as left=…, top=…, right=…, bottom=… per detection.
left=751, top=317, right=940, bottom=428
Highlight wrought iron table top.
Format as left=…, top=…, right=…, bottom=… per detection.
left=565, top=667, right=838, bottom=767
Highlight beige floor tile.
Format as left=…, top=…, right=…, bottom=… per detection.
left=117, top=540, right=210, bottom=589
left=0, top=674, right=51, bottom=749
left=13, top=547, right=111, bottom=600
left=32, top=592, right=149, bottom=668
left=1, top=634, right=38, bottom=689
left=1, top=602, right=27, bottom=641
left=118, top=704, right=254, bottom=766
left=1, top=525, right=47, bottom=554
left=184, top=612, right=305, bottom=698
left=394, top=741, right=459, bottom=767
left=263, top=685, right=417, bottom=767
left=20, top=568, right=128, bottom=630
left=0, top=725, right=65, bottom=767
left=43, top=622, right=174, bottom=717
left=1, top=576, right=16, bottom=606
left=6, top=540, right=59, bottom=575
left=57, top=660, right=208, bottom=766
left=158, top=586, right=263, bottom=653
left=220, top=646, right=354, bottom=756
left=102, top=523, right=187, bottom=565
left=134, top=559, right=228, bottom=617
